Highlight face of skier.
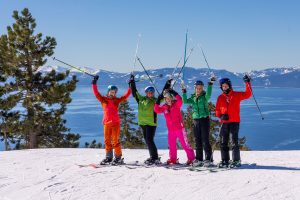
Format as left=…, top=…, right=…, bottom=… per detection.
left=221, top=83, right=230, bottom=94
left=165, top=96, right=173, bottom=105
left=195, top=85, right=204, bottom=96
left=108, top=90, right=116, bottom=97
left=146, top=91, right=154, bottom=98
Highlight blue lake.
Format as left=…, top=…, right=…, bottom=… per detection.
left=1, top=85, right=300, bottom=150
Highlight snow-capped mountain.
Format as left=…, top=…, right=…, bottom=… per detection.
left=39, top=66, right=300, bottom=88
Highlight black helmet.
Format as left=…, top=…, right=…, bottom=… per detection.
left=219, top=78, right=232, bottom=88
left=107, top=85, right=118, bottom=93
left=194, top=80, right=204, bottom=86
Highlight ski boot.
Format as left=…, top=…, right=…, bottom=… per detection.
left=111, top=157, right=124, bottom=166
left=229, top=160, right=241, bottom=168
left=217, top=160, right=229, bottom=168
left=166, top=158, right=179, bottom=165
left=185, top=160, right=193, bottom=166
left=192, top=159, right=204, bottom=167
left=100, top=157, right=112, bottom=165
left=144, top=157, right=155, bottom=165
left=144, top=157, right=162, bottom=165
left=153, top=158, right=162, bottom=165
left=202, top=160, right=213, bottom=167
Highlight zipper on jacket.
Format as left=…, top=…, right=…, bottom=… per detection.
left=196, top=96, right=200, bottom=116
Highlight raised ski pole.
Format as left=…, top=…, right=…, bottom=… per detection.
left=249, top=84, right=264, bottom=120
left=171, top=55, right=183, bottom=79
left=132, top=33, right=141, bottom=74
left=172, top=47, right=194, bottom=88
left=197, top=43, right=216, bottom=77
left=136, top=57, right=160, bottom=95
left=52, top=57, right=96, bottom=78
left=182, top=29, right=188, bottom=81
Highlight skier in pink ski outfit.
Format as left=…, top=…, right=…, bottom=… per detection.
left=154, top=85, right=195, bottom=165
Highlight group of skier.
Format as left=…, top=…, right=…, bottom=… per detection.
left=91, top=73, right=252, bottom=168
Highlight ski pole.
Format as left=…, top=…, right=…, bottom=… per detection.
left=172, top=47, right=194, bottom=88
left=249, top=84, right=264, bottom=120
left=136, top=57, right=160, bottom=95
left=132, top=33, right=141, bottom=74
left=210, top=123, right=223, bottom=163
left=182, top=29, right=188, bottom=81
left=170, top=56, right=183, bottom=79
left=52, top=57, right=96, bottom=78
left=197, top=43, right=216, bottom=78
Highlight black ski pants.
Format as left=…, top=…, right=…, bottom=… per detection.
left=140, top=125, right=158, bottom=160
left=220, top=122, right=241, bottom=162
left=193, top=117, right=212, bottom=161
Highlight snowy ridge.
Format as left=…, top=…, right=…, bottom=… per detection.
left=0, top=149, right=299, bottom=200
left=39, top=66, right=300, bottom=87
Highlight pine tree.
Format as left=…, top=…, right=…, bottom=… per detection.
left=0, top=36, right=21, bottom=150
left=0, top=8, right=80, bottom=149
left=84, top=139, right=102, bottom=148
left=119, top=100, right=145, bottom=148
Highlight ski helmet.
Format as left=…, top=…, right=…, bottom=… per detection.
left=144, top=86, right=155, bottom=93
left=219, top=78, right=232, bottom=88
left=107, top=85, right=118, bottom=93
left=194, top=80, right=204, bottom=87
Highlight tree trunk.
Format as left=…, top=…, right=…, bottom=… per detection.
left=28, top=106, right=38, bottom=148
left=29, top=131, right=37, bottom=148
left=4, top=131, right=8, bottom=151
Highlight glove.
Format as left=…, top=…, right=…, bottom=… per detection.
left=163, top=79, right=173, bottom=90
left=128, top=74, right=135, bottom=85
left=243, top=74, right=251, bottom=83
left=92, top=75, right=99, bottom=84
left=220, top=114, right=229, bottom=120
left=168, top=89, right=178, bottom=96
left=209, top=76, right=216, bottom=85
left=156, top=94, right=164, bottom=105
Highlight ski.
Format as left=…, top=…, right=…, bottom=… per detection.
left=76, top=160, right=140, bottom=169
left=189, top=162, right=257, bottom=172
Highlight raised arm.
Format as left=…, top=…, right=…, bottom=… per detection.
left=238, top=75, right=252, bottom=101
left=92, top=76, right=106, bottom=103
left=169, top=89, right=182, bottom=108
left=205, top=82, right=213, bottom=101
left=128, top=74, right=140, bottom=103
left=118, top=87, right=132, bottom=103
left=154, top=93, right=165, bottom=114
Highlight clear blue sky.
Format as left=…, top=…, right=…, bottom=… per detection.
left=1, top=0, right=299, bottom=73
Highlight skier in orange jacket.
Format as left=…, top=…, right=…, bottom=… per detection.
left=92, top=75, right=131, bottom=165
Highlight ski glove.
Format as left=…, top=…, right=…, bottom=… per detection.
left=220, top=114, right=229, bottom=120
left=92, top=75, right=99, bottom=84
left=209, top=76, right=216, bottom=85
left=243, top=74, right=251, bottom=83
left=163, top=79, right=173, bottom=91
left=156, top=94, right=164, bottom=105
left=168, top=89, right=178, bottom=96
left=128, top=74, right=135, bottom=85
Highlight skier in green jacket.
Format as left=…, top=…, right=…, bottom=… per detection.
left=128, top=74, right=161, bottom=165
left=181, top=77, right=216, bottom=167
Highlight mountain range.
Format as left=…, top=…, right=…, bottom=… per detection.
left=39, top=65, right=300, bottom=88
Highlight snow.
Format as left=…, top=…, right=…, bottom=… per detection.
left=1, top=149, right=300, bottom=200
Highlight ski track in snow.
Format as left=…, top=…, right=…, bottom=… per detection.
left=0, top=149, right=300, bottom=200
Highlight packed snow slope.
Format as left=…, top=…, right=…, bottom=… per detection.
left=0, top=149, right=300, bottom=200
